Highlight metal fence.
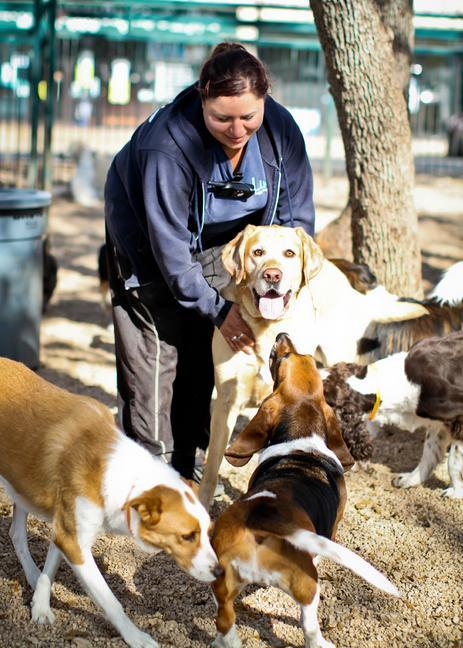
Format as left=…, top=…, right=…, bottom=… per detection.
left=0, top=35, right=461, bottom=189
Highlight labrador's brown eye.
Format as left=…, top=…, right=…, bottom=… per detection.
left=253, top=248, right=264, bottom=257
left=285, top=249, right=296, bottom=258
left=181, top=531, right=197, bottom=542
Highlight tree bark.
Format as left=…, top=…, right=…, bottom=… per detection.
left=311, top=0, right=422, bottom=297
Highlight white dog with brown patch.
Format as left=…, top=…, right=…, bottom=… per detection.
left=0, top=358, right=220, bottom=648
left=199, top=224, right=427, bottom=508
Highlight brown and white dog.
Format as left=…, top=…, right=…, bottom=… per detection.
left=0, top=358, right=220, bottom=648
left=210, top=333, right=399, bottom=648
left=322, top=330, right=463, bottom=498
left=199, top=224, right=428, bottom=508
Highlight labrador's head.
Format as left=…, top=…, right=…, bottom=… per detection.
left=222, top=225, right=324, bottom=320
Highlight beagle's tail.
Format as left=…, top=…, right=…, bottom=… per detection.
left=286, top=530, right=400, bottom=597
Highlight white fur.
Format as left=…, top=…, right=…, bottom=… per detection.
left=428, top=261, right=463, bottom=306
left=258, top=436, right=342, bottom=470
left=4, top=427, right=218, bottom=647
left=301, top=584, right=334, bottom=648
left=345, top=353, right=458, bottom=495
left=102, top=431, right=218, bottom=581
left=244, top=490, right=276, bottom=502
left=231, top=554, right=282, bottom=588
left=347, top=352, right=427, bottom=432
left=286, top=530, right=399, bottom=597
left=212, top=624, right=241, bottom=648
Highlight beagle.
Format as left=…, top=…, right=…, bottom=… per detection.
left=210, top=333, right=399, bottom=648
left=0, top=358, right=220, bottom=648
left=199, top=224, right=429, bottom=509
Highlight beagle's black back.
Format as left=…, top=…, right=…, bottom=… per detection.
left=246, top=451, right=342, bottom=540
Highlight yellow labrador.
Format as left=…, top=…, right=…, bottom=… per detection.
left=199, top=225, right=323, bottom=507
left=199, top=224, right=427, bottom=508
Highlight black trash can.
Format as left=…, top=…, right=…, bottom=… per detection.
left=0, top=188, right=52, bottom=369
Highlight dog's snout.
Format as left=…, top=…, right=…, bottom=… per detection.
left=213, top=564, right=224, bottom=579
left=263, top=267, right=282, bottom=284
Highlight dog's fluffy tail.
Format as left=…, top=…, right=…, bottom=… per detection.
left=428, top=261, right=463, bottom=306
left=286, top=530, right=400, bottom=597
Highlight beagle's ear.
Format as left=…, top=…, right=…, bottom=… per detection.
left=321, top=401, right=355, bottom=471
left=295, top=227, right=324, bottom=283
left=125, top=493, right=163, bottom=527
left=225, top=396, right=280, bottom=467
left=222, top=225, right=256, bottom=284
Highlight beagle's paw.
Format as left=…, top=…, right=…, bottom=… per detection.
left=212, top=625, right=241, bottom=648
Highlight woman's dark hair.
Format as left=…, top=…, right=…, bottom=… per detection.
left=198, top=42, right=269, bottom=100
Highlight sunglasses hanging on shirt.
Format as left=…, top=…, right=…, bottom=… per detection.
left=207, top=172, right=255, bottom=201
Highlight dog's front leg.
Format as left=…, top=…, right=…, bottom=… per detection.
left=200, top=398, right=240, bottom=510
left=9, top=504, right=41, bottom=589
left=31, top=542, right=62, bottom=624
left=444, top=440, right=463, bottom=498
left=211, top=570, right=242, bottom=648
left=392, top=425, right=450, bottom=489
left=301, top=583, right=335, bottom=648
left=71, top=547, right=159, bottom=648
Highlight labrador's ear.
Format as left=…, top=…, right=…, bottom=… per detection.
left=295, top=227, right=324, bottom=283
left=222, top=224, right=256, bottom=284
left=321, top=401, right=355, bottom=471
left=225, top=395, right=280, bottom=466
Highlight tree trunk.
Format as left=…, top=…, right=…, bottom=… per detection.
left=311, top=0, right=422, bottom=297
left=376, top=0, right=414, bottom=103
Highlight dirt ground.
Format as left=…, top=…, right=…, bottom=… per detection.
left=0, top=173, right=462, bottom=647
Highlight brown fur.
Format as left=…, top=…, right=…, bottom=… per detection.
left=0, top=357, right=218, bottom=645
left=322, top=362, right=376, bottom=461
left=405, top=330, right=463, bottom=431
left=329, top=258, right=378, bottom=294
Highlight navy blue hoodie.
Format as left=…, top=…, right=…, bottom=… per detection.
left=104, top=84, right=315, bottom=325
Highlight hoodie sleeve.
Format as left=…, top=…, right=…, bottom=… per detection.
left=140, top=149, right=231, bottom=326
left=271, top=105, right=315, bottom=236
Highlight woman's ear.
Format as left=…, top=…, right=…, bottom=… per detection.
left=295, top=227, right=324, bottom=283
left=225, top=395, right=279, bottom=466
left=222, top=224, right=256, bottom=284
left=321, top=401, right=355, bottom=471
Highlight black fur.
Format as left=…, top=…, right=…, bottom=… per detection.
left=247, top=452, right=342, bottom=539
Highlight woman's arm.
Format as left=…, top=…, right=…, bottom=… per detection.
left=141, top=150, right=231, bottom=326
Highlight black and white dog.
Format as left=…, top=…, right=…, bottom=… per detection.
left=323, top=330, right=463, bottom=498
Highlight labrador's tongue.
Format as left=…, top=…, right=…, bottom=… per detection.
left=259, top=295, right=285, bottom=320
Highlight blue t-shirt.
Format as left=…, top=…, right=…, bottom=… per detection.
left=201, top=134, right=268, bottom=248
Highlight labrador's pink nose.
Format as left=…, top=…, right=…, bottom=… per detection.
left=263, top=267, right=282, bottom=284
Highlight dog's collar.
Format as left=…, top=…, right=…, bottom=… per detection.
left=368, top=391, right=381, bottom=420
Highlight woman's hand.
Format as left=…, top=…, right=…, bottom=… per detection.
left=219, top=303, right=255, bottom=354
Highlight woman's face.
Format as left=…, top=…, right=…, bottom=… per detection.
left=202, top=91, right=265, bottom=156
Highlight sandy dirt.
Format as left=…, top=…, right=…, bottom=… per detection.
left=0, top=173, right=462, bottom=647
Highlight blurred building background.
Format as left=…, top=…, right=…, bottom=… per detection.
left=0, top=0, right=462, bottom=188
